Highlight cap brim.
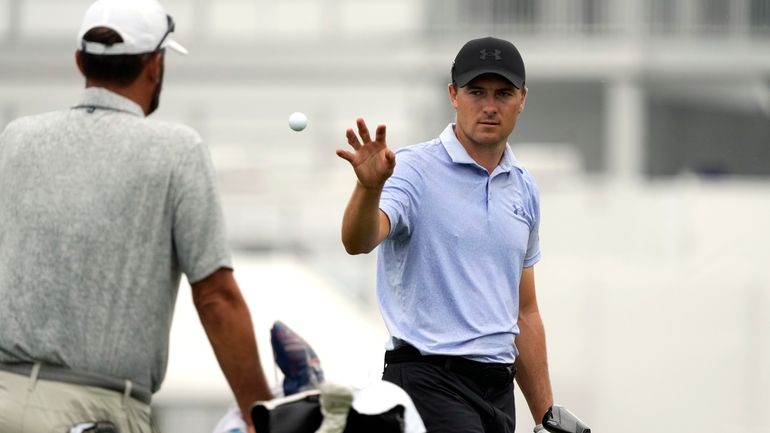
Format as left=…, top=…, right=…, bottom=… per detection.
left=455, top=68, right=524, bottom=88
left=164, top=39, right=188, bottom=55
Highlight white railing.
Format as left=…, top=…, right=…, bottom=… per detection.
left=424, top=0, right=770, bottom=39
left=1, top=0, right=769, bottom=45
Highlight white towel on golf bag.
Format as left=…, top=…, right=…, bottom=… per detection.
left=314, top=380, right=426, bottom=433
left=351, top=380, right=425, bottom=433
left=211, top=380, right=425, bottom=433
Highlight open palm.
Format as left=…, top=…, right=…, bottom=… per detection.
left=336, top=118, right=396, bottom=189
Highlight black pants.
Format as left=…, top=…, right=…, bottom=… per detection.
left=383, top=359, right=516, bottom=433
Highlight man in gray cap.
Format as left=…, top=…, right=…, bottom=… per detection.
left=0, top=1, right=271, bottom=432
left=337, top=37, right=589, bottom=432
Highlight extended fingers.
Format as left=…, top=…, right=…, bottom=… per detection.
left=375, top=124, right=386, bottom=144
left=356, top=118, right=372, bottom=143
left=336, top=148, right=355, bottom=162
left=347, top=119, right=386, bottom=153
left=345, top=128, right=362, bottom=150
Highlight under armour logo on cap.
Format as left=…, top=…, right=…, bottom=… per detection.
left=479, top=49, right=502, bottom=61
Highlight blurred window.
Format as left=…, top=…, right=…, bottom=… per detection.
left=581, top=0, right=604, bottom=32
left=700, top=0, right=730, bottom=33
left=751, top=0, right=770, bottom=34
left=456, top=0, right=537, bottom=30
left=649, top=0, right=678, bottom=35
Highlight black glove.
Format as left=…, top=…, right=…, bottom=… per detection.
left=541, top=405, right=591, bottom=433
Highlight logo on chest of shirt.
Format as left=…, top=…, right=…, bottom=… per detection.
left=510, top=202, right=533, bottom=229
left=512, top=204, right=525, bottom=217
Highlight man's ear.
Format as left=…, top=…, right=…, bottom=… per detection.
left=75, top=51, right=85, bottom=76
left=448, top=83, right=459, bottom=109
left=518, top=86, right=528, bottom=113
left=145, top=52, right=164, bottom=84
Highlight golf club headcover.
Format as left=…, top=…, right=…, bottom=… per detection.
left=542, top=405, right=591, bottom=433
left=271, top=320, right=325, bottom=396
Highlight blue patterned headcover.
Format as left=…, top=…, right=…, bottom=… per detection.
left=270, top=320, right=325, bottom=396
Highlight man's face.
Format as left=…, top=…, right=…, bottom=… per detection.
left=448, top=73, right=527, bottom=150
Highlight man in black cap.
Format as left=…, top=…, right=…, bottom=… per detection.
left=336, top=36, right=564, bottom=432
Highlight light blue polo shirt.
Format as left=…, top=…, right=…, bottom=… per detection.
left=377, top=124, right=541, bottom=364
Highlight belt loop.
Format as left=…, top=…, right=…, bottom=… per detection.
left=443, top=358, right=452, bottom=372
left=123, top=380, right=133, bottom=408
left=28, top=362, right=41, bottom=391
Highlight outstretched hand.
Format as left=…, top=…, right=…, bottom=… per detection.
left=336, top=118, right=396, bottom=190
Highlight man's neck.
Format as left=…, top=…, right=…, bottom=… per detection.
left=84, top=81, right=150, bottom=115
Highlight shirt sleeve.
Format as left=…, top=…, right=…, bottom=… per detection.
left=379, top=150, right=422, bottom=239
left=170, top=139, right=232, bottom=284
left=523, top=177, right=541, bottom=267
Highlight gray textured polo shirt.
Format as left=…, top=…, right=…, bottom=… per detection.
left=0, top=88, right=232, bottom=392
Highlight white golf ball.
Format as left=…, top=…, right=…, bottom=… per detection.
left=288, top=112, right=308, bottom=131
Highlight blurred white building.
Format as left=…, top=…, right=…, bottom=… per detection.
left=2, top=1, right=769, bottom=432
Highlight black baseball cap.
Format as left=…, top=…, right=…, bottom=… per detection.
left=451, top=36, right=526, bottom=88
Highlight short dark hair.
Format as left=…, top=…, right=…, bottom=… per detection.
left=79, top=27, right=153, bottom=86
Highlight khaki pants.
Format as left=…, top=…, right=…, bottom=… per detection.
left=0, top=369, right=153, bottom=433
